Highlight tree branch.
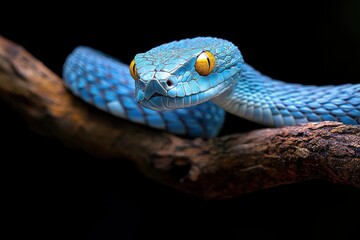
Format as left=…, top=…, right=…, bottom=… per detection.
left=0, top=35, right=359, bottom=199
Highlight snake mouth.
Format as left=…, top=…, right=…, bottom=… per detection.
left=148, top=92, right=164, bottom=100
left=141, top=95, right=186, bottom=111
left=140, top=92, right=212, bottom=111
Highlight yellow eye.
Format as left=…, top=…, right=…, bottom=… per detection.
left=129, top=59, right=139, bottom=80
left=195, top=51, right=216, bottom=76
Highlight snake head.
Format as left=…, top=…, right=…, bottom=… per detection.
left=130, top=37, right=244, bottom=111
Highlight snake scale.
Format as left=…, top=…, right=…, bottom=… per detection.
left=63, top=37, right=360, bottom=138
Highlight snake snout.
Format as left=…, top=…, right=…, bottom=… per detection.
left=143, top=79, right=168, bottom=100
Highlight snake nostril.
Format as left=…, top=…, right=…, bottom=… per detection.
left=166, top=79, right=173, bottom=87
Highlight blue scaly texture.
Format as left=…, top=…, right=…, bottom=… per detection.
left=63, top=37, right=360, bottom=138
left=63, top=47, right=225, bottom=138
left=133, top=37, right=360, bottom=127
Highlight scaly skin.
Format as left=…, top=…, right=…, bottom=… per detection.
left=63, top=37, right=360, bottom=138
left=62, top=47, right=225, bottom=138
left=214, top=64, right=360, bottom=126
left=134, top=37, right=360, bottom=127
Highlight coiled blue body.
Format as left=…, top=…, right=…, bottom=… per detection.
left=63, top=47, right=225, bottom=138
left=63, top=37, right=360, bottom=138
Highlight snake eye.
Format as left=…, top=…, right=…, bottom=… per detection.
left=129, top=59, right=139, bottom=80
left=195, top=51, right=216, bottom=76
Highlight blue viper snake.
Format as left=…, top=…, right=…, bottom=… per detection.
left=63, top=37, right=360, bottom=138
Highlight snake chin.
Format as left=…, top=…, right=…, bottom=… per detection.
left=137, top=80, right=236, bottom=111
left=139, top=95, right=201, bottom=111
left=139, top=96, right=178, bottom=111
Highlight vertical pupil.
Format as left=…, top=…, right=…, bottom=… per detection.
left=206, top=55, right=211, bottom=70
left=133, top=64, right=136, bottom=75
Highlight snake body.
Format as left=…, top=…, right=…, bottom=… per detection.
left=63, top=47, right=225, bottom=138
left=63, top=37, right=360, bottom=137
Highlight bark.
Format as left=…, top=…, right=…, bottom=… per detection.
left=0, top=35, right=359, bottom=199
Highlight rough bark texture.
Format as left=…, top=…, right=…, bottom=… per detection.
left=0, top=35, right=359, bottom=199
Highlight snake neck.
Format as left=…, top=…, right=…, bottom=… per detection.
left=212, top=63, right=360, bottom=127
left=212, top=63, right=280, bottom=126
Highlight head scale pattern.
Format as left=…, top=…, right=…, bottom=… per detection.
left=133, top=37, right=244, bottom=111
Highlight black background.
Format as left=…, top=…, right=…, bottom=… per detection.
left=1, top=1, right=360, bottom=239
